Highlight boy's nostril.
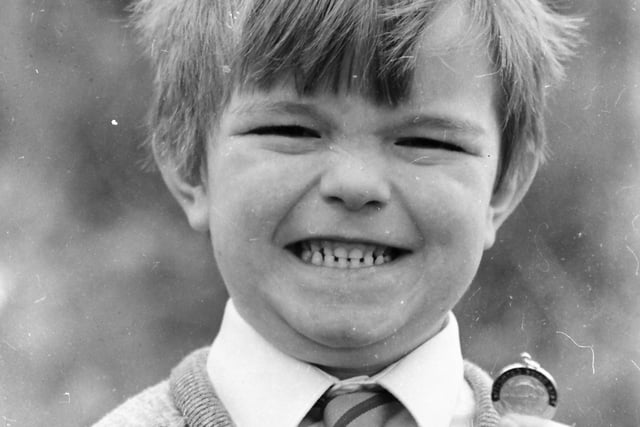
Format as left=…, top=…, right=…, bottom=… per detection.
left=323, top=193, right=387, bottom=212
left=319, top=167, right=391, bottom=210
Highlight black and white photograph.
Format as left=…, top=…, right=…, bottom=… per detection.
left=1, top=1, right=639, bottom=426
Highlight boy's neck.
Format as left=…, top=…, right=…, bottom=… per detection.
left=317, top=364, right=386, bottom=380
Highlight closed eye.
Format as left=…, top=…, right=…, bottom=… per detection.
left=395, top=138, right=466, bottom=153
left=248, top=125, right=321, bottom=138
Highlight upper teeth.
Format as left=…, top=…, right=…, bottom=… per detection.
left=300, top=240, right=392, bottom=269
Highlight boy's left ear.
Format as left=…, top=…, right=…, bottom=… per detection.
left=484, top=155, right=538, bottom=249
left=158, top=162, right=210, bottom=232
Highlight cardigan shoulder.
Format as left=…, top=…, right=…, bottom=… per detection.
left=92, top=379, right=186, bottom=427
left=92, top=347, right=234, bottom=427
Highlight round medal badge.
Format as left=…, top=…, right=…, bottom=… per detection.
left=491, top=352, right=558, bottom=419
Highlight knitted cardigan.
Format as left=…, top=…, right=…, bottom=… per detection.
left=93, top=347, right=501, bottom=427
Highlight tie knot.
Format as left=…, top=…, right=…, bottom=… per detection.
left=321, top=388, right=400, bottom=427
left=325, top=379, right=383, bottom=400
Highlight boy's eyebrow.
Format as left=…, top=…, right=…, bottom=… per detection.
left=389, top=115, right=488, bottom=138
left=229, top=100, right=333, bottom=129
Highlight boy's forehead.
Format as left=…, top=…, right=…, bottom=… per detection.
left=410, top=1, right=495, bottom=101
left=418, top=0, right=481, bottom=51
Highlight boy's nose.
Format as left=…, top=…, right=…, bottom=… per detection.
left=319, top=155, right=391, bottom=211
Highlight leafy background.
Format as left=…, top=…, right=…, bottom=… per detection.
left=1, top=0, right=638, bottom=426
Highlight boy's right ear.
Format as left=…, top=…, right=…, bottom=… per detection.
left=158, top=162, right=210, bottom=232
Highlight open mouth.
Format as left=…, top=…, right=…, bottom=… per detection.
left=286, top=239, right=409, bottom=269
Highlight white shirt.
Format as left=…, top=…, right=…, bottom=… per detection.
left=207, top=300, right=475, bottom=427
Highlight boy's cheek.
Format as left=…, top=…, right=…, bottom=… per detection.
left=210, top=144, right=317, bottom=190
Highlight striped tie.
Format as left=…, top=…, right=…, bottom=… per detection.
left=321, top=389, right=403, bottom=427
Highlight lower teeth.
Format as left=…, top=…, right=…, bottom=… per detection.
left=300, top=251, right=390, bottom=268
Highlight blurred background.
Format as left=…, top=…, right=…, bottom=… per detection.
left=0, top=0, right=638, bottom=425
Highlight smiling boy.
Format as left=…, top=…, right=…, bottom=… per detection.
left=94, top=0, right=580, bottom=426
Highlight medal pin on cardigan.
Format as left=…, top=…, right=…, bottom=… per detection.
left=491, top=352, right=558, bottom=419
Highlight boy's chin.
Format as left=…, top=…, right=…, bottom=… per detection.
left=300, top=326, right=409, bottom=378
left=292, top=313, right=411, bottom=357
left=283, top=308, right=449, bottom=373
left=307, top=325, right=387, bottom=349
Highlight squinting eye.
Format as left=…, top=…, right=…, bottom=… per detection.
left=248, top=125, right=321, bottom=138
left=395, top=138, right=465, bottom=153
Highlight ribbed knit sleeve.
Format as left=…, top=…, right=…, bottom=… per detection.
left=464, top=361, right=502, bottom=427
left=170, top=347, right=235, bottom=427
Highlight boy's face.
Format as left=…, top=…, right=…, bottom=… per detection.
left=178, top=2, right=523, bottom=374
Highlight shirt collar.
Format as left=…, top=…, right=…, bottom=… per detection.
left=375, top=313, right=466, bottom=426
left=207, top=300, right=468, bottom=427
